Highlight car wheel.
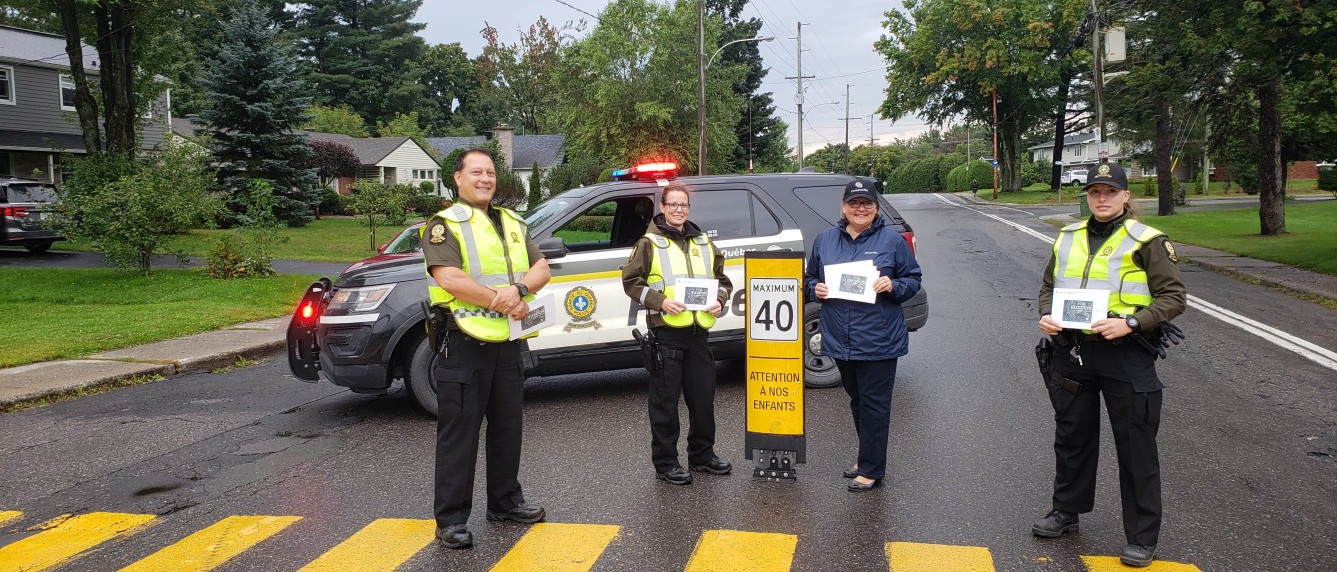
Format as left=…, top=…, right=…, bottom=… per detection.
left=803, top=304, right=842, bottom=388
left=24, top=241, right=53, bottom=254
left=405, top=336, right=439, bottom=417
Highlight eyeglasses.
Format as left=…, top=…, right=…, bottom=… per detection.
left=845, top=201, right=876, bottom=210
left=662, top=202, right=691, bottom=211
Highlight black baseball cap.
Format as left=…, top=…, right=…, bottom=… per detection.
left=842, top=179, right=878, bottom=203
left=1084, top=162, right=1128, bottom=191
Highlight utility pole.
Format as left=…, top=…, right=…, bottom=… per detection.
left=786, top=22, right=813, bottom=169
left=869, top=113, right=877, bottom=177
left=843, top=84, right=851, bottom=174
left=696, top=0, right=706, bottom=174
left=1091, top=0, right=1106, bottom=156
left=992, top=88, right=999, bottom=199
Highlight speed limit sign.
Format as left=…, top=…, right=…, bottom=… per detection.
left=743, top=251, right=806, bottom=480
left=748, top=278, right=800, bottom=341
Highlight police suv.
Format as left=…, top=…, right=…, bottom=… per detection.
left=287, top=164, right=928, bottom=415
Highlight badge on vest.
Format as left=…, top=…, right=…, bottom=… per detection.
left=1101, top=245, right=1114, bottom=256
left=429, top=223, right=447, bottom=244
left=511, top=231, right=520, bottom=244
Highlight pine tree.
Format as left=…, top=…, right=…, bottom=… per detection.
left=707, top=0, right=788, bottom=173
left=199, top=0, right=320, bottom=226
left=527, top=162, right=543, bottom=210
left=292, top=0, right=429, bottom=128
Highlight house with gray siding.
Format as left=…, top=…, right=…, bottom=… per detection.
left=0, top=25, right=170, bottom=184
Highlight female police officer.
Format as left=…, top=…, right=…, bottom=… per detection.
left=621, top=182, right=733, bottom=485
left=1032, top=162, right=1186, bottom=567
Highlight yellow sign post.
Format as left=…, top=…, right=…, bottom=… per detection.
left=744, top=251, right=805, bottom=481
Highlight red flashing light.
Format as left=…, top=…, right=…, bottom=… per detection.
left=0, top=206, right=28, bottom=218
left=633, top=162, right=678, bottom=174
left=301, top=303, right=315, bottom=320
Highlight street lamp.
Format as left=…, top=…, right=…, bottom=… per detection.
left=697, top=31, right=774, bottom=175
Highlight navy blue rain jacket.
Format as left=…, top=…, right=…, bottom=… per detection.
left=803, top=217, right=923, bottom=361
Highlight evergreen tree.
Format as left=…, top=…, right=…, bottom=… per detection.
left=199, top=0, right=320, bottom=226
left=292, top=0, right=430, bottom=128
left=527, top=162, right=543, bottom=210
left=706, top=0, right=788, bottom=173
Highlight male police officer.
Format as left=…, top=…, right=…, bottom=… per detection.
left=423, top=148, right=551, bottom=549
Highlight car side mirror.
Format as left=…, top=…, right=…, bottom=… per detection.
left=538, top=236, right=568, bottom=259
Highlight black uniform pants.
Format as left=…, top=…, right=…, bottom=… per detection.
left=433, top=332, right=527, bottom=527
left=648, top=325, right=717, bottom=472
left=1049, top=345, right=1163, bottom=545
left=837, top=358, right=898, bottom=480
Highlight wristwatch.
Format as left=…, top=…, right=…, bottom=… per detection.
left=1125, top=316, right=1140, bottom=331
left=514, top=283, right=529, bottom=297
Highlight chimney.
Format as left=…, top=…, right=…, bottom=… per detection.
left=493, top=124, right=515, bottom=171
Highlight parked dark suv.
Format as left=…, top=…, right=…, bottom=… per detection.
left=288, top=169, right=929, bottom=415
left=0, top=176, right=62, bottom=253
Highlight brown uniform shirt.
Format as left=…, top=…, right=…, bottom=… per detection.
left=1038, top=215, right=1187, bottom=331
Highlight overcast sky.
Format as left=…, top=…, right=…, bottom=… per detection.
left=413, top=0, right=932, bottom=158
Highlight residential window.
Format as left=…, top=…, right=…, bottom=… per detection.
left=59, top=74, right=76, bottom=110
left=0, top=66, right=14, bottom=105
left=413, top=169, right=435, bottom=180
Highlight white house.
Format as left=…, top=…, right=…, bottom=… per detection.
left=427, top=124, right=567, bottom=193
left=306, top=133, right=441, bottom=195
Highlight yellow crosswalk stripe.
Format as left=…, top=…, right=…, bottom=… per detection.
left=489, top=523, right=620, bottom=572
left=116, top=515, right=301, bottom=572
left=887, top=542, right=995, bottom=571
left=1082, top=555, right=1203, bottom=571
left=296, top=518, right=436, bottom=572
left=0, top=511, right=21, bottom=526
left=684, top=529, right=798, bottom=572
left=0, top=512, right=156, bottom=572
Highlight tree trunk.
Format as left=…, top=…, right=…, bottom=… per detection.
left=96, top=0, right=137, bottom=159
left=1155, top=99, right=1175, bottom=215
left=1257, top=80, right=1286, bottom=235
left=1048, top=73, right=1075, bottom=191
left=998, top=102, right=1025, bottom=192
left=54, top=0, right=102, bottom=154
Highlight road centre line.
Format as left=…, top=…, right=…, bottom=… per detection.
left=933, top=194, right=1337, bottom=373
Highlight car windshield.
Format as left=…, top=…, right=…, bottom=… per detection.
left=382, top=225, right=422, bottom=254
left=524, top=198, right=573, bottom=229
left=5, top=183, right=57, bottom=203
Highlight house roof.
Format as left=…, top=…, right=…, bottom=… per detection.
left=0, top=129, right=87, bottom=153
left=1028, top=132, right=1098, bottom=150
left=425, top=134, right=567, bottom=169
left=306, top=132, right=419, bottom=165
left=0, top=25, right=99, bottom=70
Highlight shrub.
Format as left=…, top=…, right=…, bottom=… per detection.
left=406, top=193, right=446, bottom=218
left=945, top=160, right=994, bottom=192
left=206, top=229, right=278, bottom=279
left=1318, top=168, right=1337, bottom=192
left=565, top=215, right=614, bottom=232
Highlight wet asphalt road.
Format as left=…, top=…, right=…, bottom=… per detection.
left=1, top=194, right=1334, bottom=571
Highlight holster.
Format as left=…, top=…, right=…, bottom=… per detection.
left=422, top=301, right=451, bottom=356
left=1036, top=336, right=1082, bottom=394
left=633, top=328, right=661, bottom=372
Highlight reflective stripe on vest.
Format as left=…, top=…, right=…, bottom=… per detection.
left=421, top=203, right=532, bottom=342
left=1053, top=218, right=1163, bottom=321
left=645, top=232, right=716, bottom=329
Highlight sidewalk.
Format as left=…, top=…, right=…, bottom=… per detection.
left=0, top=318, right=288, bottom=407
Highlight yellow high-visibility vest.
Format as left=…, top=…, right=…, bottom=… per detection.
left=1053, top=218, right=1163, bottom=323
left=421, top=203, right=533, bottom=342
left=645, top=232, right=717, bottom=329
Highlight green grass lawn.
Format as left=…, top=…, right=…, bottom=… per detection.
left=55, top=217, right=423, bottom=264
left=972, top=178, right=1324, bottom=204
left=0, top=268, right=318, bottom=368
left=1146, top=200, right=1337, bottom=275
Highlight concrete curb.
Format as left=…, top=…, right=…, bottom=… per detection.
left=0, top=318, right=289, bottom=408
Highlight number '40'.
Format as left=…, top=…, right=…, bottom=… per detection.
left=754, top=299, right=795, bottom=331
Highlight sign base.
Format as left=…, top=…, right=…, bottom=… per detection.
left=751, top=448, right=798, bottom=481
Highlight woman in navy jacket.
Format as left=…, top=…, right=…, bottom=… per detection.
left=803, top=180, right=922, bottom=491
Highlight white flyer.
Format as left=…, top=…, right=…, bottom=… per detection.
left=509, top=293, right=556, bottom=340
left=823, top=260, right=880, bottom=304
left=672, top=278, right=720, bottom=311
left=1051, top=288, right=1110, bottom=329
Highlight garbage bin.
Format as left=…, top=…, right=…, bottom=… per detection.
left=1078, top=193, right=1091, bottom=218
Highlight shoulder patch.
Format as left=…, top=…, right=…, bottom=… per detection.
left=443, top=204, right=472, bottom=222
left=1164, top=240, right=1178, bottom=263
left=428, top=223, right=448, bottom=244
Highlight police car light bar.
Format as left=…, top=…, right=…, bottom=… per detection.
left=612, top=161, right=679, bottom=181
